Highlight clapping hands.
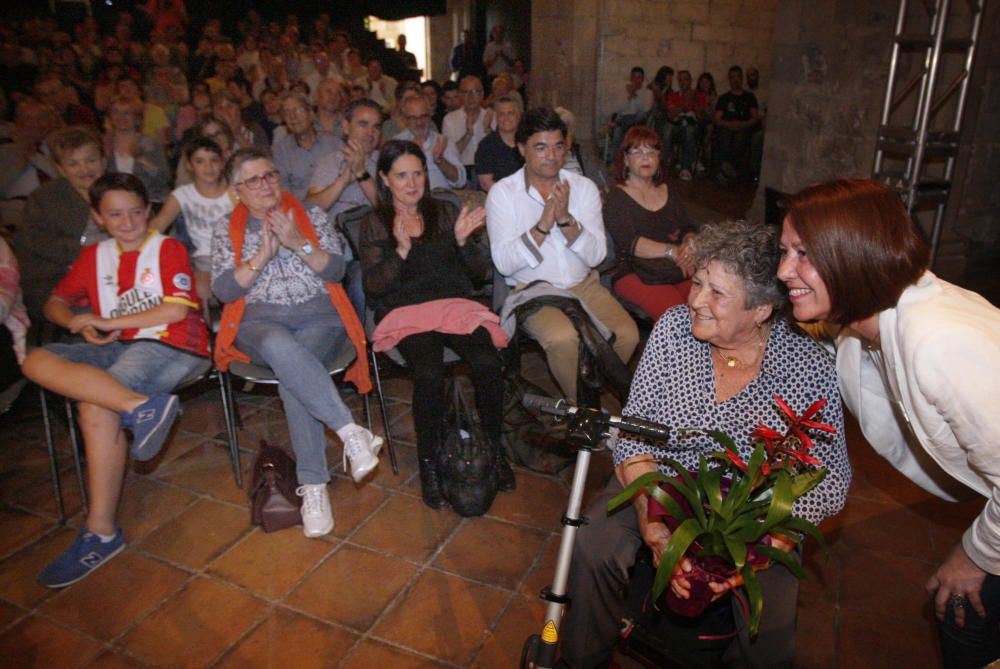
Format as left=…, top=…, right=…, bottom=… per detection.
left=453, top=205, right=486, bottom=246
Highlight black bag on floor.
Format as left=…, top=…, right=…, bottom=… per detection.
left=438, top=381, right=497, bottom=517
left=249, top=441, right=302, bottom=533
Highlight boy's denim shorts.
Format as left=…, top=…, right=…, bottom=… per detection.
left=43, top=340, right=210, bottom=396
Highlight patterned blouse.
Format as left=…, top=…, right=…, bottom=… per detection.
left=614, top=306, right=852, bottom=525
left=210, top=205, right=345, bottom=323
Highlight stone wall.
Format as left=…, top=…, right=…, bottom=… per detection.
left=530, top=0, right=778, bottom=144
left=427, top=0, right=473, bottom=82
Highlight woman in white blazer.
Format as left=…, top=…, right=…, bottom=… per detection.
left=777, top=178, right=1000, bottom=669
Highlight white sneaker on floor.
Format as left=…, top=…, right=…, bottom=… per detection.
left=342, top=428, right=383, bottom=482
left=680, top=169, right=692, bottom=181
left=296, top=484, right=334, bottom=538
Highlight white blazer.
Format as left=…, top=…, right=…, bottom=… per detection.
left=836, top=272, right=1000, bottom=574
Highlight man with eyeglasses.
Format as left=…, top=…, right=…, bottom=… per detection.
left=474, top=96, right=523, bottom=192
left=442, top=75, right=494, bottom=189
left=396, top=95, right=465, bottom=191
left=272, top=91, right=337, bottom=202
left=486, top=108, right=638, bottom=402
left=306, top=98, right=385, bottom=317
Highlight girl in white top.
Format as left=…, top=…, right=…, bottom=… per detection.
left=152, top=138, right=236, bottom=299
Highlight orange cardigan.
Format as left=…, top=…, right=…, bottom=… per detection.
left=214, top=192, right=372, bottom=393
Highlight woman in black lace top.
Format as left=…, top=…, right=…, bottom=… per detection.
left=360, top=140, right=514, bottom=509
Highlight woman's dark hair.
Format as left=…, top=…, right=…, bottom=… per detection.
left=697, top=72, right=716, bottom=95
left=193, top=115, right=236, bottom=151
left=89, top=172, right=149, bottom=210
left=653, top=66, right=674, bottom=88
left=515, top=107, right=567, bottom=146
left=374, top=139, right=444, bottom=242
left=182, top=137, right=224, bottom=162
left=693, top=220, right=786, bottom=317
left=785, top=178, right=929, bottom=325
left=612, top=125, right=664, bottom=186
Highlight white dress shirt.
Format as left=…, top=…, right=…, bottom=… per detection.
left=393, top=128, right=466, bottom=190
left=486, top=167, right=606, bottom=288
left=442, top=107, right=494, bottom=165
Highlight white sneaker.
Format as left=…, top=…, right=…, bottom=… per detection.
left=680, top=169, right=692, bottom=181
left=296, top=484, right=334, bottom=538
left=342, top=428, right=383, bottom=482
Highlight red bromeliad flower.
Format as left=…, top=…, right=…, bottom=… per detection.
left=751, top=396, right=835, bottom=470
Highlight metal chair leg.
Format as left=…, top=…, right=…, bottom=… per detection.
left=218, top=371, right=242, bottom=488
left=369, top=346, right=397, bottom=475
left=40, top=387, right=66, bottom=524
left=65, top=397, right=88, bottom=515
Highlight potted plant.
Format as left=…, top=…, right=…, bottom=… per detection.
left=608, top=396, right=835, bottom=636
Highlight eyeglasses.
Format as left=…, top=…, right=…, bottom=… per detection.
left=282, top=106, right=309, bottom=117
left=627, top=147, right=660, bottom=157
left=236, top=170, right=280, bottom=190
left=461, top=88, right=484, bottom=96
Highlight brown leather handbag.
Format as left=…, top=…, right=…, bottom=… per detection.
left=249, top=441, right=302, bottom=533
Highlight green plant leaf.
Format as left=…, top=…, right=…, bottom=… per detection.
left=704, top=429, right=739, bottom=452
left=701, top=464, right=726, bottom=519
left=607, top=471, right=673, bottom=511
left=741, top=563, right=764, bottom=637
left=660, top=458, right=707, bottom=526
left=790, top=468, right=828, bottom=498
left=652, top=518, right=703, bottom=603
left=647, top=484, right=689, bottom=524
left=755, top=545, right=806, bottom=579
left=724, top=535, right=748, bottom=569
left=780, top=517, right=829, bottom=556
left=761, top=471, right=794, bottom=532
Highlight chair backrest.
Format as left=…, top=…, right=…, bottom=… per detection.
left=335, top=204, right=374, bottom=258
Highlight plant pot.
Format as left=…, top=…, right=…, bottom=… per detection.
left=647, top=475, right=773, bottom=619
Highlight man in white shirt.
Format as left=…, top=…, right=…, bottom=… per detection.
left=482, top=25, right=516, bottom=79
left=356, top=58, right=397, bottom=113
left=441, top=75, right=493, bottom=188
left=394, top=95, right=465, bottom=191
left=486, top=108, right=638, bottom=400
left=608, top=66, right=653, bottom=160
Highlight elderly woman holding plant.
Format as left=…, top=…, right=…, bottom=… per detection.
left=560, top=220, right=851, bottom=669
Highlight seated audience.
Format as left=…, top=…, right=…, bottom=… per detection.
left=474, top=95, right=523, bottom=192
left=381, top=81, right=423, bottom=140
left=213, top=88, right=269, bottom=152
left=355, top=58, right=396, bottom=112
left=485, top=72, right=523, bottom=111
left=713, top=65, right=759, bottom=185
left=0, top=236, right=29, bottom=394
left=114, top=77, right=171, bottom=148
left=554, top=107, right=585, bottom=176
left=175, top=116, right=235, bottom=186
left=104, top=97, right=170, bottom=206
left=151, top=138, right=234, bottom=300
left=395, top=94, right=465, bottom=191
left=272, top=90, right=337, bottom=202
left=486, top=108, right=638, bottom=402
left=21, top=173, right=210, bottom=588
left=605, top=125, right=697, bottom=320
left=144, top=43, right=189, bottom=110
left=306, top=98, right=381, bottom=220
left=607, top=66, right=653, bottom=161
left=561, top=220, right=850, bottom=668
left=359, top=140, right=514, bottom=508
left=14, top=126, right=108, bottom=323
left=315, top=78, right=346, bottom=138
left=211, top=147, right=381, bottom=538
left=664, top=69, right=705, bottom=180
left=442, top=75, right=493, bottom=187
left=0, top=98, right=60, bottom=230
left=35, top=74, right=97, bottom=129
left=420, top=79, right=446, bottom=130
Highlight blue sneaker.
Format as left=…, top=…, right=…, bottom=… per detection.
left=121, top=394, right=180, bottom=462
left=37, top=528, right=126, bottom=588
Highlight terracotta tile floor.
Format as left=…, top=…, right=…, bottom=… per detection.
left=0, top=349, right=983, bottom=669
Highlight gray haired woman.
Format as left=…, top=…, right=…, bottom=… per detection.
left=560, top=220, right=852, bottom=667
left=210, top=147, right=381, bottom=540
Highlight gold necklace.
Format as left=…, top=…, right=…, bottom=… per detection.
left=712, top=325, right=768, bottom=369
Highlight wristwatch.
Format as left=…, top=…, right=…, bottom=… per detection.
left=355, top=171, right=372, bottom=182
left=664, top=245, right=675, bottom=259
left=298, top=241, right=315, bottom=256
left=556, top=216, right=577, bottom=228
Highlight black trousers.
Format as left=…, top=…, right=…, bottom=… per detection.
left=560, top=477, right=799, bottom=669
left=395, top=327, right=503, bottom=460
